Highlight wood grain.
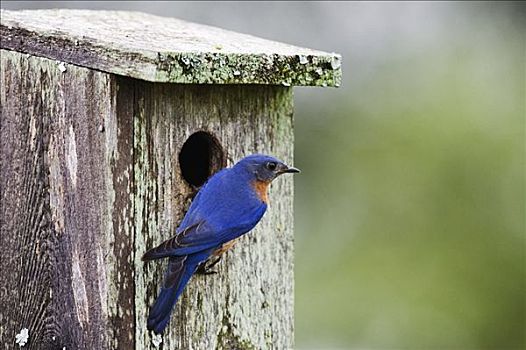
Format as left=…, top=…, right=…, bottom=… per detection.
left=0, top=50, right=134, bottom=349
left=1, top=49, right=294, bottom=349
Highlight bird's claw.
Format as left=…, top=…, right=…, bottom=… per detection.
left=196, top=257, right=222, bottom=275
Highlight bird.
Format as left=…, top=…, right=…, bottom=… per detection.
left=142, top=154, right=300, bottom=334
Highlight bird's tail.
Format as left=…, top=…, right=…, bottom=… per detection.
left=147, top=253, right=205, bottom=334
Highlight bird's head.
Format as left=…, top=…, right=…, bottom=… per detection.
left=234, top=154, right=300, bottom=182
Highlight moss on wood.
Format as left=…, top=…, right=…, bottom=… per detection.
left=1, top=9, right=342, bottom=87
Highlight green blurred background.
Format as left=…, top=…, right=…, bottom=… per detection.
left=294, top=4, right=525, bottom=349
left=3, top=2, right=524, bottom=349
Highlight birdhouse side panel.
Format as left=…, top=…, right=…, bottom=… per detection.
left=0, top=50, right=136, bottom=349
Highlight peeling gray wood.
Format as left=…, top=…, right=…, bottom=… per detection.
left=0, top=49, right=134, bottom=349
left=0, top=9, right=341, bottom=87
left=1, top=49, right=294, bottom=349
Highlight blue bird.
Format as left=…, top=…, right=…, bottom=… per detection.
left=142, top=154, right=300, bottom=334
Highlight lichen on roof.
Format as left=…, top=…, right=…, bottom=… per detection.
left=0, top=9, right=342, bottom=87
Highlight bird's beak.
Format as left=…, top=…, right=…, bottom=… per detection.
left=278, top=164, right=301, bottom=174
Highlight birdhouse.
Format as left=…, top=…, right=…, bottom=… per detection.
left=0, top=9, right=341, bottom=349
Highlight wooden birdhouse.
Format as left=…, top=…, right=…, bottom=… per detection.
left=0, top=9, right=341, bottom=349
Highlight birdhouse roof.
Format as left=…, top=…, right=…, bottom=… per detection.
left=0, top=9, right=341, bottom=87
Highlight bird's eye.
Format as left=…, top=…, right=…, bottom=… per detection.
left=266, top=162, right=277, bottom=171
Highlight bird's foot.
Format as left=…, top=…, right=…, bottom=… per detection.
left=196, top=257, right=222, bottom=275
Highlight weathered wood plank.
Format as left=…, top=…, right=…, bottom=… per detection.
left=0, top=50, right=133, bottom=349
left=1, top=48, right=57, bottom=349
left=0, top=9, right=341, bottom=87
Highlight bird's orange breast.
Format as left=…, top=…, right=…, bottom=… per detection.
left=252, top=180, right=271, bottom=203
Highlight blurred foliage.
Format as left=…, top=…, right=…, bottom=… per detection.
left=295, top=4, right=524, bottom=349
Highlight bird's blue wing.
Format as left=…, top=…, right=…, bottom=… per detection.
left=143, top=166, right=268, bottom=260
left=142, top=203, right=267, bottom=259
left=141, top=222, right=204, bottom=261
left=176, top=203, right=267, bottom=254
